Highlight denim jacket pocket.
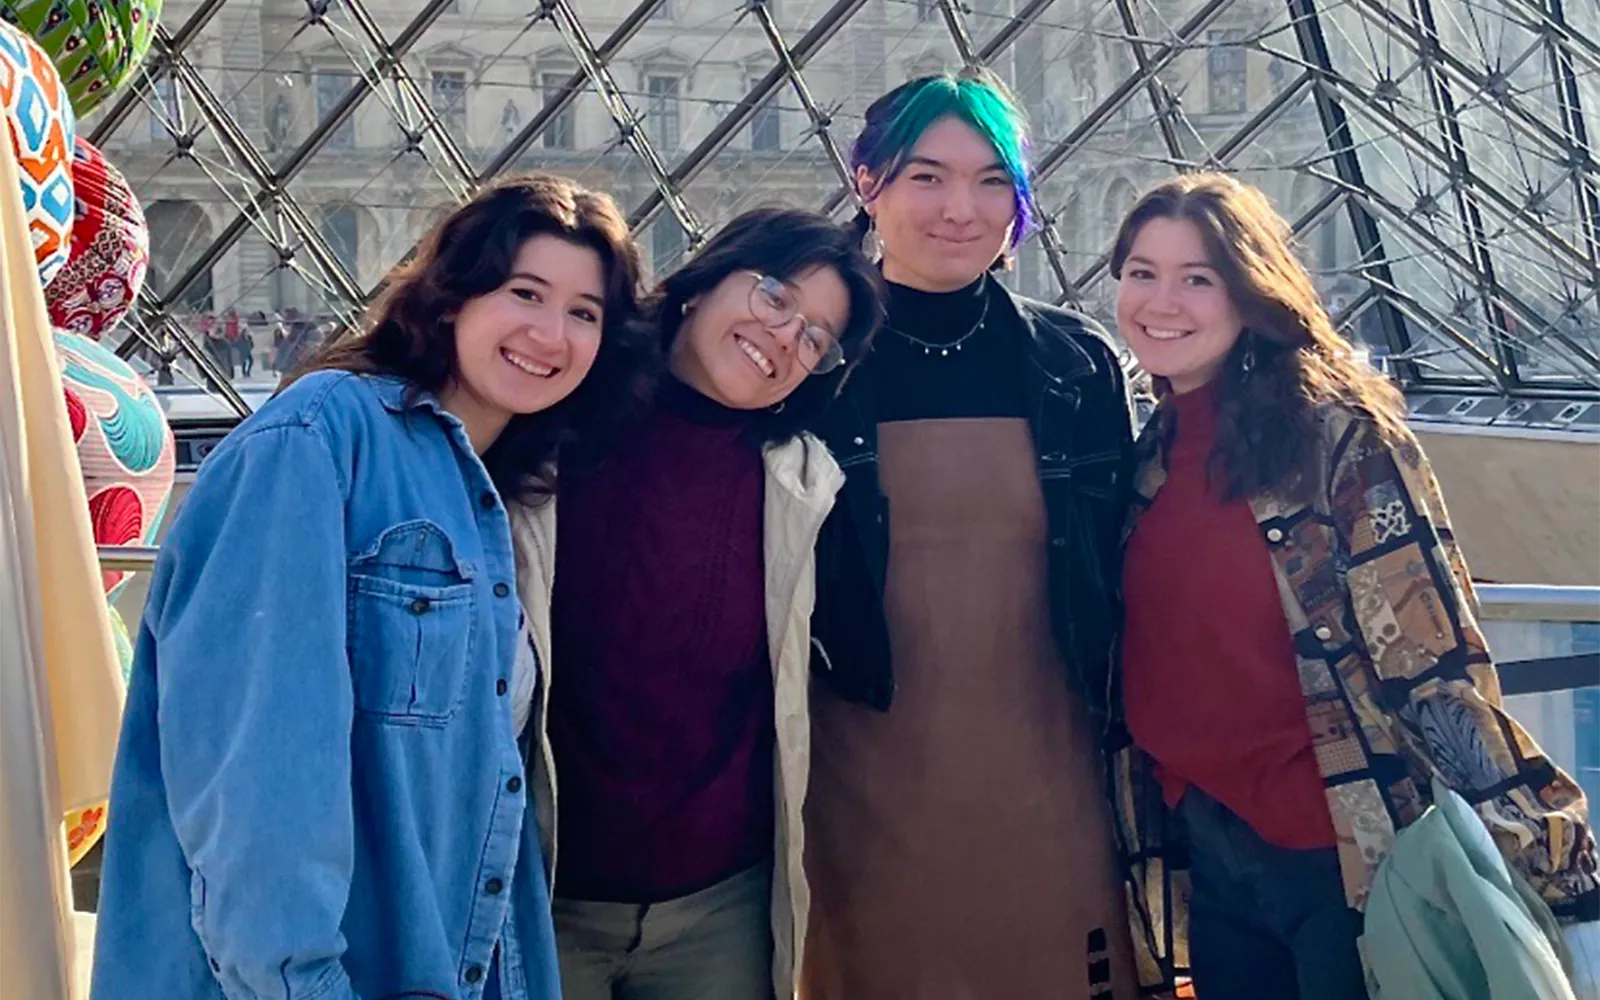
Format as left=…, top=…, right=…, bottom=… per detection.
left=347, top=520, right=476, bottom=726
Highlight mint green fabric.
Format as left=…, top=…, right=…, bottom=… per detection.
left=1365, top=776, right=1575, bottom=1000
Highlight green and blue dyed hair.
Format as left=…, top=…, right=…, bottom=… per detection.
left=849, top=68, right=1034, bottom=249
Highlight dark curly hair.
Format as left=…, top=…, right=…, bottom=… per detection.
left=288, top=172, right=655, bottom=502
left=650, top=207, right=883, bottom=445
left=1110, top=172, right=1408, bottom=501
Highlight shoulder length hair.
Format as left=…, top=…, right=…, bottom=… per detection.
left=650, top=207, right=883, bottom=446
left=289, top=172, right=654, bottom=503
left=1109, top=172, right=1408, bottom=501
left=849, top=67, right=1034, bottom=257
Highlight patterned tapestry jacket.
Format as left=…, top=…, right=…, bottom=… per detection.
left=1106, top=398, right=1599, bottom=994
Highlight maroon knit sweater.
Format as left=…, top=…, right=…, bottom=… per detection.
left=548, top=379, right=775, bottom=902
left=1122, top=382, right=1336, bottom=850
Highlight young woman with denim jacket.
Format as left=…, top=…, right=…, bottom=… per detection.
left=1107, top=172, right=1599, bottom=999
left=90, top=174, right=653, bottom=1000
left=508, top=208, right=881, bottom=1000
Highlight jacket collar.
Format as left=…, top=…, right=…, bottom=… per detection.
left=996, top=284, right=1099, bottom=384
left=1124, top=395, right=1316, bottom=546
left=763, top=432, right=845, bottom=513
left=369, top=375, right=449, bottom=417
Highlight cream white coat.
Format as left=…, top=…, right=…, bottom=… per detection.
left=510, top=432, right=844, bottom=1000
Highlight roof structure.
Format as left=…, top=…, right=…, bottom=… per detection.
left=88, top=0, right=1600, bottom=425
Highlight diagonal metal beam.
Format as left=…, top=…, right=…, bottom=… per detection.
left=1032, top=0, right=1234, bottom=185
left=627, top=0, right=868, bottom=234
left=1547, top=0, right=1600, bottom=277
left=1111, top=0, right=1186, bottom=167
left=1322, top=68, right=1593, bottom=275
left=1409, top=0, right=1524, bottom=382
left=977, top=0, right=1060, bottom=63
left=335, top=0, right=476, bottom=186
left=1342, top=0, right=1594, bottom=167
left=1342, top=167, right=1600, bottom=386
left=1057, top=74, right=1318, bottom=293
left=1494, top=0, right=1600, bottom=74
left=478, top=0, right=670, bottom=181
left=134, top=0, right=466, bottom=325
left=151, top=30, right=366, bottom=309
left=544, top=0, right=704, bottom=242
left=86, top=0, right=233, bottom=146
left=1337, top=0, right=1598, bottom=287
left=1285, top=0, right=1417, bottom=376
left=270, top=0, right=460, bottom=193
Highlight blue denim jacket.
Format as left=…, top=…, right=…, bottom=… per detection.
left=92, top=372, right=560, bottom=1000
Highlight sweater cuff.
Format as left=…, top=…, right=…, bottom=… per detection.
left=1564, top=921, right=1600, bottom=999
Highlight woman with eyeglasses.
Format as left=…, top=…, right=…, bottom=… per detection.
left=507, top=207, right=882, bottom=1000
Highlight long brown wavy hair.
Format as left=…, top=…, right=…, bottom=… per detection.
left=1110, top=172, right=1408, bottom=501
left=289, top=172, right=655, bottom=502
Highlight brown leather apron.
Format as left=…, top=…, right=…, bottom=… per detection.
left=804, top=419, right=1138, bottom=1000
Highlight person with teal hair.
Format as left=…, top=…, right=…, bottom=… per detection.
left=802, top=68, right=1141, bottom=998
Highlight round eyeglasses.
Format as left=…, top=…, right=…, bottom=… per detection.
left=745, top=272, right=846, bottom=375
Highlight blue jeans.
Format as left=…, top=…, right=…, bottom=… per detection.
left=1179, top=788, right=1368, bottom=1000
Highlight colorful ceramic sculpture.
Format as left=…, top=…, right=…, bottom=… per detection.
left=48, top=137, right=147, bottom=339
left=56, top=329, right=174, bottom=598
left=55, top=329, right=172, bottom=866
left=113, top=0, right=157, bottom=85
left=0, top=0, right=162, bottom=115
left=0, top=18, right=73, bottom=284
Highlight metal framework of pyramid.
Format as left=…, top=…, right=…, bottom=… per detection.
left=89, top=0, right=1600, bottom=424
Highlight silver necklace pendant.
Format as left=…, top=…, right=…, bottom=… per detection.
left=889, top=296, right=990, bottom=358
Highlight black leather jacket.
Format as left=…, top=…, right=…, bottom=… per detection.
left=810, top=286, right=1135, bottom=720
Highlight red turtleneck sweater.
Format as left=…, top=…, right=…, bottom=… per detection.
left=1121, top=382, right=1336, bottom=850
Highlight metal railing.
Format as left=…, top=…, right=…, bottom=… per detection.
left=96, top=545, right=160, bottom=573
left=1477, top=584, right=1600, bottom=623
left=97, top=544, right=1597, bottom=674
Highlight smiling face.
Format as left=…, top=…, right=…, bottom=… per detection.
left=1116, top=215, right=1247, bottom=395
left=440, top=234, right=608, bottom=451
left=861, top=116, right=1017, bottom=292
left=668, top=265, right=851, bottom=410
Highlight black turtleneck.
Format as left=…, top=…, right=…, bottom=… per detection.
left=869, top=274, right=1028, bottom=424
left=655, top=373, right=756, bottom=431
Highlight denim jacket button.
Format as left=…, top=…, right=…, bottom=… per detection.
left=506, top=776, right=522, bottom=793
left=1315, top=625, right=1334, bottom=642
left=485, top=877, right=505, bottom=895
left=493, top=582, right=510, bottom=598
left=409, top=597, right=431, bottom=615
left=479, top=491, right=496, bottom=511
left=465, top=966, right=484, bottom=984
left=853, top=436, right=864, bottom=446
left=496, top=678, right=508, bottom=696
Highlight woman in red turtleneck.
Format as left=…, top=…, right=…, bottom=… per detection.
left=1106, top=173, right=1598, bottom=1000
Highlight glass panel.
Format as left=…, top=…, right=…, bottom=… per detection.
left=1484, top=617, right=1600, bottom=805
left=80, top=0, right=1600, bottom=404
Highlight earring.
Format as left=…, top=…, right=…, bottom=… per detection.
left=680, top=300, right=690, bottom=316
left=769, top=400, right=786, bottom=414
left=1241, top=340, right=1257, bottom=374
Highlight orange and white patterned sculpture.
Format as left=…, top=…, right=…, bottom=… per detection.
left=0, top=18, right=74, bottom=285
